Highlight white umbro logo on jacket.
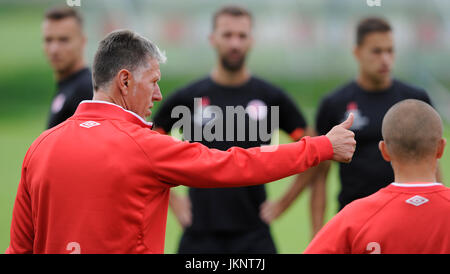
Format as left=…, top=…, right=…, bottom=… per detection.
left=80, top=121, right=101, bottom=128
left=405, top=195, right=429, bottom=206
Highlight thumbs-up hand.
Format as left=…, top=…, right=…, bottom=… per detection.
left=325, top=113, right=356, bottom=163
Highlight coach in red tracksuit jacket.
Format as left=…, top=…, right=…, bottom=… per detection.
left=7, top=30, right=356, bottom=254
left=305, top=100, right=450, bottom=254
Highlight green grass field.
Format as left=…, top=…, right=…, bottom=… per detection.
left=0, top=5, right=449, bottom=254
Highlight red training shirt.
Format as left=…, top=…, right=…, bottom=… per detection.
left=7, top=100, right=333, bottom=254
left=304, top=182, right=450, bottom=254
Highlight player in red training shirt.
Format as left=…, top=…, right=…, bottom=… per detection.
left=305, top=99, right=450, bottom=254
left=6, top=30, right=356, bottom=254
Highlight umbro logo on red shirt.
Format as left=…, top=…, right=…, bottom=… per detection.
left=80, top=121, right=101, bottom=128
left=405, top=195, right=429, bottom=206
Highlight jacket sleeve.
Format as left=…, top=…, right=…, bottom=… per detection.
left=140, top=132, right=333, bottom=188
left=6, top=163, right=34, bottom=254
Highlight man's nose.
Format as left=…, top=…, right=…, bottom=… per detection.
left=381, top=52, right=392, bottom=65
left=153, top=85, right=163, bottom=102
left=229, top=36, right=243, bottom=49
left=48, top=41, right=60, bottom=55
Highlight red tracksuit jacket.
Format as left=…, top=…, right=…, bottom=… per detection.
left=304, top=182, right=450, bottom=254
left=7, top=100, right=333, bottom=254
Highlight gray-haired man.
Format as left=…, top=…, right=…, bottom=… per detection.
left=7, top=30, right=355, bottom=253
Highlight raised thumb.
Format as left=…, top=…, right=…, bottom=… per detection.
left=340, top=112, right=354, bottom=129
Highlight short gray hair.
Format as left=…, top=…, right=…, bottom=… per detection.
left=92, top=29, right=166, bottom=90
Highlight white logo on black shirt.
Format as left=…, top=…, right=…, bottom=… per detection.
left=343, top=102, right=369, bottom=131
left=246, top=99, right=268, bottom=121
left=51, top=93, right=66, bottom=114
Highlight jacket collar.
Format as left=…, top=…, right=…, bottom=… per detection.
left=390, top=182, right=442, bottom=187
left=71, top=100, right=153, bottom=129
left=386, top=182, right=445, bottom=193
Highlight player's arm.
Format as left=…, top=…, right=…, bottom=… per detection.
left=308, top=96, right=337, bottom=237
left=152, top=90, right=194, bottom=228
left=309, top=160, right=331, bottom=237
left=168, top=191, right=192, bottom=228
left=154, top=131, right=193, bottom=228
left=154, top=128, right=193, bottom=229
left=260, top=127, right=321, bottom=224
left=259, top=128, right=331, bottom=233
left=259, top=91, right=316, bottom=223
left=7, top=162, right=34, bottom=254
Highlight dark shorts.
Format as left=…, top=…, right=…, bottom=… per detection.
left=178, top=227, right=277, bottom=254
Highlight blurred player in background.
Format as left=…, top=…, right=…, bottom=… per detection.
left=305, top=99, right=450, bottom=254
left=42, top=6, right=93, bottom=128
left=153, top=5, right=321, bottom=253
left=312, top=17, right=440, bottom=225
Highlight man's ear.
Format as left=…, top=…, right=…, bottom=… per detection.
left=117, top=69, right=130, bottom=96
left=208, top=32, right=216, bottom=47
left=353, top=45, right=361, bottom=62
left=81, top=34, right=87, bottom=47
left=379, top=140, right=391, bottom=162
left=436, top=138, right=447, bottom=159
left=248, top=33, right=254, bottom=48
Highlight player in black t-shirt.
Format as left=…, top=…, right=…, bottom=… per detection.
left=314, top=18, right=441, bottom=219
left=42, top=7, right=93, bottom=129
left=153, top=6, right=317, bottom=253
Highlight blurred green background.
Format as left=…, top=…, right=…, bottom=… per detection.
left=1, top=1, right=449, bottom=253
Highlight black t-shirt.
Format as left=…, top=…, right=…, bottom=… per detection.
left=47, top=68, right=93, bottom=129
left=153, top=76, right=307, bottom=231
left=316, top=79, right=432, bottom=210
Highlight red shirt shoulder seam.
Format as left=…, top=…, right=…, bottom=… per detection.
left=25, top=123, right=67, bottom=167
left=435, top=189, right=450, bottom=203
left=109, top=121, right=165, bottom=184
left=350, top=191, right=400, bottom=244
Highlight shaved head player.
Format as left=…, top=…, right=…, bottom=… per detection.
left=305, top=99, right=450, bottom=254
